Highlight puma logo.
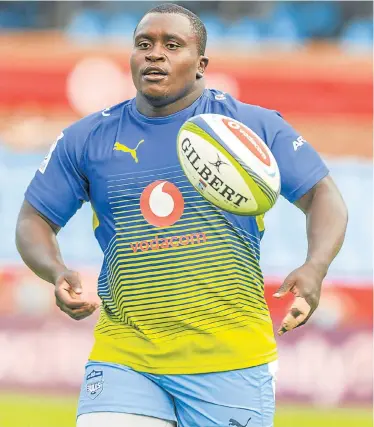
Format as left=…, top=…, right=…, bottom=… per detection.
left=113, top=140, right=144, bottom=163
left=228, top=417, right=251, bottom=427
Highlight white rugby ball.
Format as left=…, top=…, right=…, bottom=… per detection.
left=177, top=114, right=280, bottom=215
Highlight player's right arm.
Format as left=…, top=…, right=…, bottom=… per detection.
left=15, top=122, right=100, bottom=320
left=16, top=199, right=63, bottom=283
left=16, top=200, right=98, bottom=320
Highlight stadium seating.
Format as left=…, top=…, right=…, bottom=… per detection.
left=0, top=1, right=373, bottom=54
left=340, top=18, right=373, bottom=53
left=65, top=9, right=105, bottom=44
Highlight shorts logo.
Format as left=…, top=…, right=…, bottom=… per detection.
left=86, top=369, right=104, bottom=399
left=140, top=181, right=184, bottom=227
left=229, top=417, right=251, bottom=427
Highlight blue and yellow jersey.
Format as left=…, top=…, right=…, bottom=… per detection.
left=25, top=89, right=328, bottom=374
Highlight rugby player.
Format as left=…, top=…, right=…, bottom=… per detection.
left=15, top=4, right=348, bottom=427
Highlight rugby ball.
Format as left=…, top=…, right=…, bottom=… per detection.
left=177, top=114, right=280, bottom=215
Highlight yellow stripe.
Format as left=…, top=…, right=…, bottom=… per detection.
left=121, top=302, right=266, bottom=330
left=110, top=247, right=262, bottom=282
left=96, top=314, right=266, bottom=342
left=108, top=268, right=264, bottom=305
left=112, top=278, right=266, bottom=306
left=115, top=217, right=222, bottom=231
left=98, top=301, right=269, bottom=338
left=115, top=247, right=240, bottom=269
left=109, top=270, right=265, bottom=304
left=112, top=199, right=212, bottom=215
left=123, top=313, right=263, bottom=340
left=105, top=271, right=264, bottom=305
left=114, top=205, right=218, bottom=219
left=108, top=254, right=263, bottom=288
left=114, top=207, right=219, bottom=222
left=109, top=235, right=262, bottom=273
left=92, top=206, right=100, bottom=231
left=115, top=249, right=230, bottom=272
left=111, top=276, right=263, bottom=307
left=256, top=214, right=265, bottom=232
left=115, top=291, right=268, bottom=324
left=113, top=233, right=259, bottom=259
left=115, top=297, right=266, bottom=324
left=106, top=252, right=263, bottom=301
left=112, top=252, right=234, bottom=276
left=111, top=234, right=260, bottom=266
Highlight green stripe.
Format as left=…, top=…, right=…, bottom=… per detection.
left=239, top=162, right=278, bottom=204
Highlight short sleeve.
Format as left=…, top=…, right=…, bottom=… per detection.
left=265, top=111, right=329, bottom=203
left=25, top=127, right=89, bottom=227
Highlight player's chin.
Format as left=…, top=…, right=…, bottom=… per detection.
left=141, top=86, right=171, bottom=104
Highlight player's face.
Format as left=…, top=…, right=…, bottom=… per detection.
left=131, top=13, right=207, bottom=106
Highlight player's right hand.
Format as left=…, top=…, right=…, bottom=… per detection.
left=54, top=269, right=100, bottom=320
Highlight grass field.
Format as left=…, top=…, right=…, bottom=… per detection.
left=0, top=393, right=371, bottom=427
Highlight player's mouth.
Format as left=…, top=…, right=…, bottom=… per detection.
left=142, top=66, right=168, bottom=82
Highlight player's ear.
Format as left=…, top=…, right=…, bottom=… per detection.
left=196, top=56, right=209, bottom=79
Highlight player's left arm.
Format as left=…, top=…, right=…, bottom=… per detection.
left=257, top=109, right=348, bottom=335
left=274, top=174, right=348, bottom=335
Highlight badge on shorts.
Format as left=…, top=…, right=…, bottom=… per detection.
left=86, top=369, right=104, bottom=399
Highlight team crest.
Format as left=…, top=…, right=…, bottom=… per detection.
left=86, top=369, right=104, bottom=399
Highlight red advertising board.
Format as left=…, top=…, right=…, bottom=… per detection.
left=1, top=34, right=372, bottom=118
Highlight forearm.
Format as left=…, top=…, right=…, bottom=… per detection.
left=16, top=208, right=66, bottom=284
left=305, top=180, right=348, bottom=275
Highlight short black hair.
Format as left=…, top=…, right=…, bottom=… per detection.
left=137, top=3, right=207, bottom=56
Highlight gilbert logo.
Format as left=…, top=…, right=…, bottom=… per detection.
left=140, top=180, right=184, bottom=227
left=113, top=139, right=144, bottom=163
left=181, top=138, right=249, bottom=207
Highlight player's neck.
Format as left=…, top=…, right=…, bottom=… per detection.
left=135, top=82, right=205, bottom=118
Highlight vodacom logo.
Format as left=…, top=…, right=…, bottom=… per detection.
left=222, top=117, right=271, bottom=166
left=140, top=180, right=185, bottom=227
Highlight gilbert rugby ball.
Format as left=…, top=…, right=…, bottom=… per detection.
left=177, top=114, right=280, bottom=215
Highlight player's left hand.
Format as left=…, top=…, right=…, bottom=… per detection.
left=273, top=262, right=326, bottom=336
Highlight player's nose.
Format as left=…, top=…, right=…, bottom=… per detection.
left=145, top=46, right=166, bottom=62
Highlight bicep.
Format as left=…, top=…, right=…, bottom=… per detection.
left=267, top=113, right=329, bottom=203
left=18, top=200, right=61, bottom=234
left=294, top=175, right=346, bottom=214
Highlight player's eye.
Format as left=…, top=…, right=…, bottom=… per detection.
left=166, top=43, right=179, bottom=50
left=138, top=41, right=151, bottom=49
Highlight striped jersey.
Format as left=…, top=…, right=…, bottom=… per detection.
left=25, top=89, right=329, bottom=374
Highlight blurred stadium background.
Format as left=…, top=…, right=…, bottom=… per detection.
left=0, top=1, right=372, bottom=426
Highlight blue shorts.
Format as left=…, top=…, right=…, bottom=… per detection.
left=77, top=360, right=278, bottom=427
